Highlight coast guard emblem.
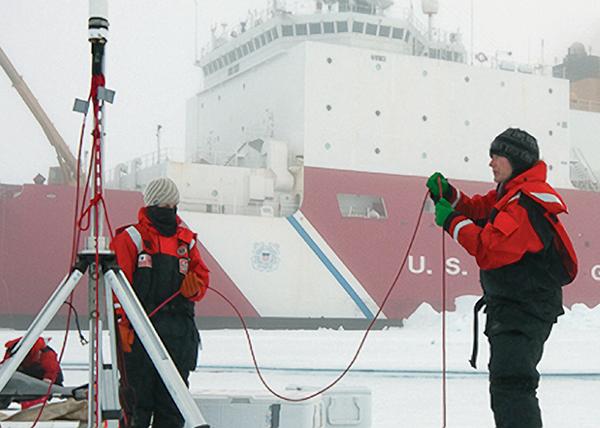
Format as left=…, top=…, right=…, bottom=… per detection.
left=251, top=242, right=280, bottom=272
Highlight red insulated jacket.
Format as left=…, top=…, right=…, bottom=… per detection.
left=110, top=208, right=210, bottom=314
left=3, top=337, right=63, bottom=385
left=443, top=161, right=577, bottom=321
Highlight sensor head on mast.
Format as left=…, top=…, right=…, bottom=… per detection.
left=88, top=0, right=109, bottom=42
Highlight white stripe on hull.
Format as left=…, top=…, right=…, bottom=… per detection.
left=182, top=210, right=378, bottom=319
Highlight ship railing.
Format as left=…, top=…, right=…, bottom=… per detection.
left=199, top=2, right=453, bottom=60
left=570, top=147, right=600, bottom=192
left=192, top=149, right=241, bottom=166
left=179, top=198, right=300, bottom=217
left=106, top=148, right=185, bottom=187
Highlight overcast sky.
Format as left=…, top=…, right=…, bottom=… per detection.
left=1, top=0, right=599, bottom=185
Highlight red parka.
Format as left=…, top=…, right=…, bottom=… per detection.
left=110, top=208, right=210, bottom=309
left=443, top=161, right=577, bottom=321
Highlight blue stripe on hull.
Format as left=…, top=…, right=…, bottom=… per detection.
left=287, top=215, right=374, bottom=319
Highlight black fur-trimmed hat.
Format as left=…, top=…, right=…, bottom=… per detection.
left=489, top=128, right=539, bottom=175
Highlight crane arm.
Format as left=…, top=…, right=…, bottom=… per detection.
left=0, top=45, right=78, bottom=185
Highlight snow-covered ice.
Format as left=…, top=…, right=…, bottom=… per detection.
left=1, top=295, right=599, bottom=427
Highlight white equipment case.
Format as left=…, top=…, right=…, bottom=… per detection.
left=191, top=386, right=371, bottom=428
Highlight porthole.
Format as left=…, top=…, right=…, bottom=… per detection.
left=549, top=130, right=553, bottom=136
left=548, top=88, right=553, bottom=94
left=326, top=104, right=332, bottom=111
left=421, top=152, right=427, bottom=159
left=422, top=70, right=428, bottom=77
left=548, top=164, right=554, bottom=171
left=422, top=115, right=428, bottom=122
left=464, top=76, right=470, bottom=83
left=375, top=110, right=381, bottom=117
left=464, top=120, right=470, bottom=126
left=326, top=57, right=333, bottom=64
left=211, top=190, right=219, bottom=197
left=374, top=148, right=381, bottom=154
left=375, top=63, right=382, bottom=71
left=324, top=142, right=332, bottom=150
left=500, top=81, right=506, bottom=87
left=464, top=156, right=470, bottom=162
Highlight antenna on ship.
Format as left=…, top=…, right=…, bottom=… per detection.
left=0, top=1, right=211, bottom=427
left=421, top=0, right=439, bottom=42
left=156, top=124, right=163, bottom=164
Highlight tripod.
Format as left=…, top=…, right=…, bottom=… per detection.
left=0, top=249, right=209, bottom=428
left=0, top=1, right=209, bottom=426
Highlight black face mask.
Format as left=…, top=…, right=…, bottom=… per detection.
left=146, top=206, right=178, bottom=236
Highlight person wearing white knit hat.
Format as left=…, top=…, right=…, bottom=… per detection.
left=143, top=177, right=180, bottom=208
left=110, top=176, right=210, bottom=428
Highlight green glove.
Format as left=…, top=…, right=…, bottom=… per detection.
left=435, top=198, right=454, bottom=227
left=426, top=172, right=449, bottom=202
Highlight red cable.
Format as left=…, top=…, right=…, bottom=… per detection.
left=206, top=192, right=429, bottom=402
left=90, top=72, right=104, bottom=426
left=29, top=96, right=93, bottom=428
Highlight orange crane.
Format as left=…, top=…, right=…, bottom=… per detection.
left=0, top=45, right=78, bottom=185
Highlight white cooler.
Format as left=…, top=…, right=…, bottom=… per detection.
left=191, top=385, right=371, bottom=428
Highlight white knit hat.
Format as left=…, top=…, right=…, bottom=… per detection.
left=143, top=177, right=180, bottom=207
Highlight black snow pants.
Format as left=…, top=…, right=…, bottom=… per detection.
left=120, top=313, right=200, bottom=428
left=485, top=308, right=553, bottom=428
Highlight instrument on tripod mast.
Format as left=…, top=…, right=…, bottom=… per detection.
left=0, top=1, right=210, bottom=427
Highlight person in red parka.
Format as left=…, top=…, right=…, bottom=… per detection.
left=110, top=177, right=209, bottom=428
left=427, top=128, right=577, bottom=428
left=1, top=337, right=64, bottom=409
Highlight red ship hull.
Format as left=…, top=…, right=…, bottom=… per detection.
left=1, top=174, right=598, bottom=329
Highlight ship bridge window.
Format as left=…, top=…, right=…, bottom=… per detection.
left=265, top=31, right=273, bottom=43
left=236, top=47, right=243, bottom=58
left=202, top=65, right=209, bottom=76
left=404, top=30, right=411, bottom=42
left=337, top=194, right=388, bottom=220
left=271, top=27, right=279, bottom=39
left=392, top=27, right=404, bottom=40
left=378, top=25, right=391, bottom=37
left=260, top=33, right=267, bottom=45
left=222, top=54, right=230, bottom=66
left=247, top=41, right=255, bottom=53
left=295, top=23, right=308, bottom=36
left=242, top=44, right=249, bottom=56
left=254, top=37, right=262, bottom=50
left=228, top=51, right=236, bottom=63
left=323, top=21, right=335, bottom=33
left=217, top=57, right=224, bottom=68
left=282, top=24, right=294, bottom=37
left=309, top=22, right=322, bottom=35
left=352, top=21, right=365, bottom=33
left=336, top=21, right=349, bottom=32
left=365, top=23, right=377, bottom=36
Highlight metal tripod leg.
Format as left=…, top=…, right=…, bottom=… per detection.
left=0, top=268, right=84, bottom=393
left=102, top=270, right=121, bottom=428
left=104, top=269, right=209, bottom=428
